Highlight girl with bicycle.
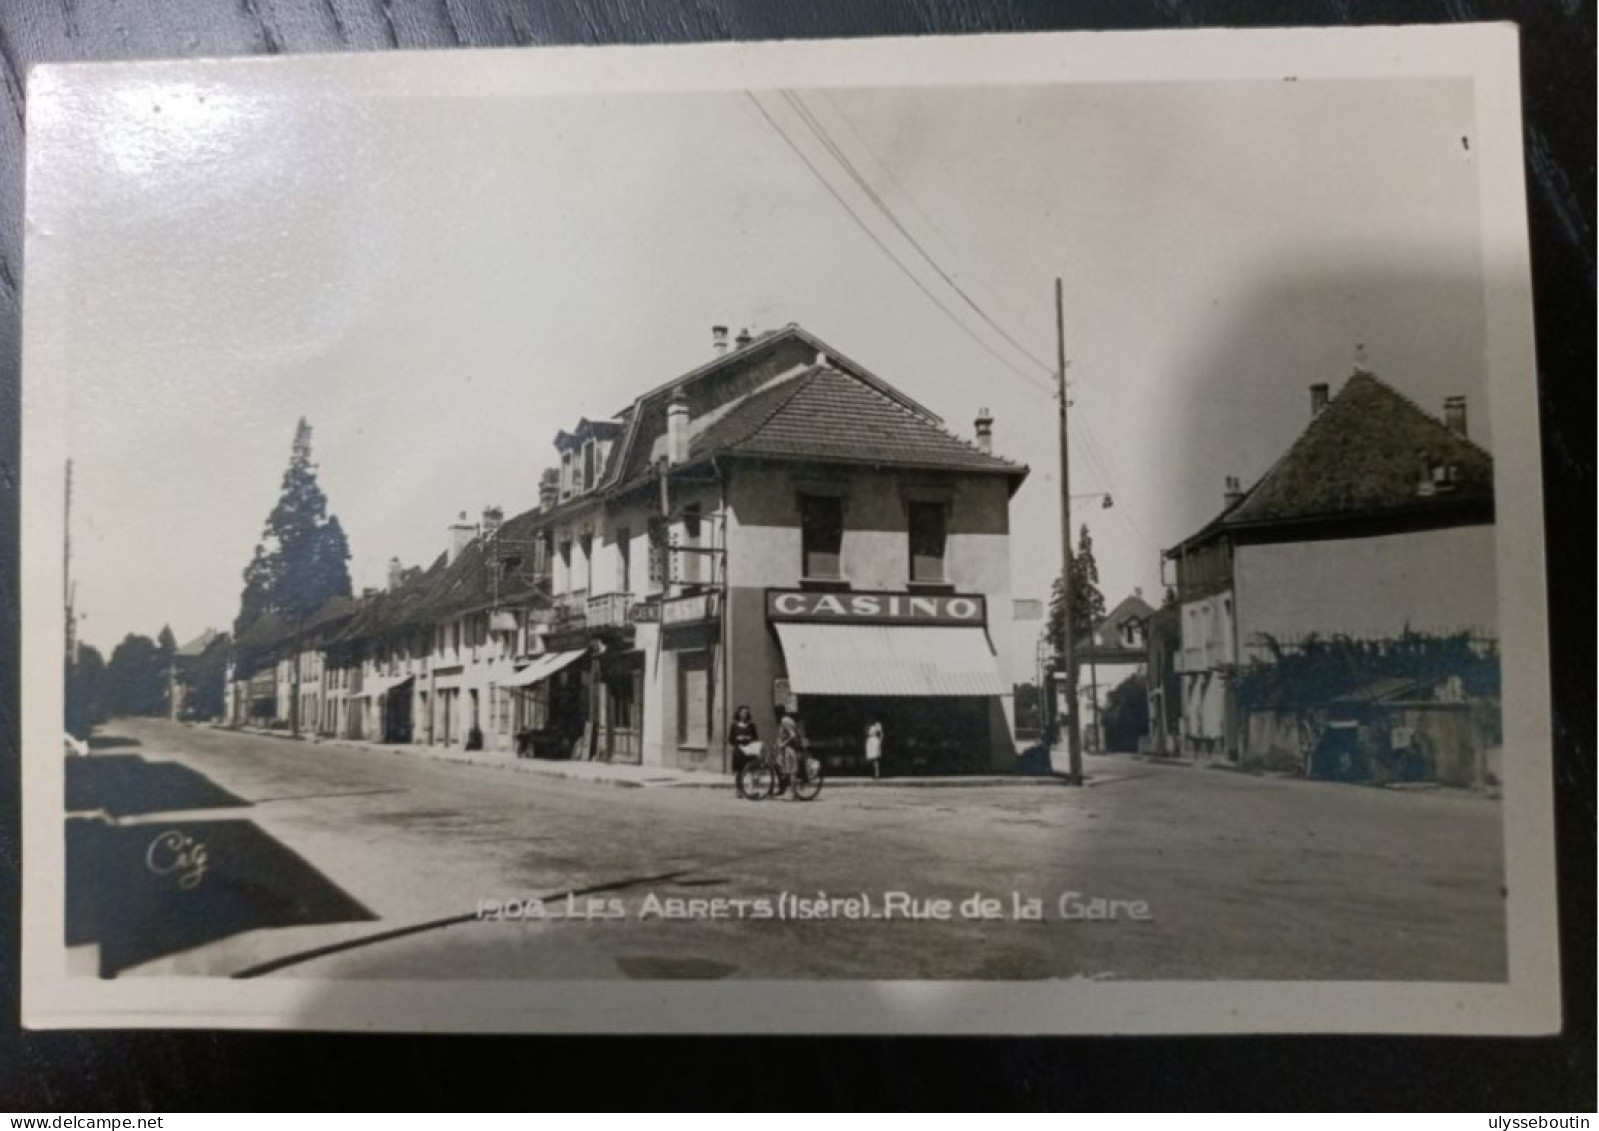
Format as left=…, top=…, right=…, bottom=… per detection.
left=728, top=705, right=761, bottom=776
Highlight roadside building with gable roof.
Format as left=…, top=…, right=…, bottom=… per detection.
left=167, top=628, right=229, bottom=722
left=1163, top=370, right=1496, bottom=760
left=1075, top=590, right=1156, bottom=751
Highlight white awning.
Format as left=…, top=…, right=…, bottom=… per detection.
left=356, top=674, right=414, bottom=700
left=499, top=649, right=589, bottom=689
left=773, top=623, right=1007, bottom=697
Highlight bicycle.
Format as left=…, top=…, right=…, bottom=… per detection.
left=736, top=740, right=824, bottom=801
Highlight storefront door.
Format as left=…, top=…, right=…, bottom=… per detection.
left=677, top=649, right=711, bottom=751
left=602, top=657, right=644, bottom=764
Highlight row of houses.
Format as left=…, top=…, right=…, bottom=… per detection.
left=225, top=324, right=1030, bottom=776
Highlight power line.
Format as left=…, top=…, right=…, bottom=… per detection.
left=743, top=91, right=1054, bottom=397
left=1070, top=408, right=1160, bottom=558
left=782, top=91, right=1058, bottom=379
left=748, top=92, right=1158, bottom=565
left=820, top=91, right=980, bottom=291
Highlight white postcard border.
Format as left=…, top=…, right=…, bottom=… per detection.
left=21, top=22, right=1557, bottom=1034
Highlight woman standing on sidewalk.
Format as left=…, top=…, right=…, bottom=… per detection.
left=865, top=720, right=884, bottom=780
left=728, top=705, right=760, bottom=777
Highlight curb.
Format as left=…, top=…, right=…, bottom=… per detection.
left=217, top=725, right=1080, bottom=791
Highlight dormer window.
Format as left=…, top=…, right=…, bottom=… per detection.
left=560, top=451, right=574, bottom=499
left=1418, top=461, right=1460, bottom=497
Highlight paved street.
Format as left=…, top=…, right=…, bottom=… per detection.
left=66, top=718, right=1507, bottom=983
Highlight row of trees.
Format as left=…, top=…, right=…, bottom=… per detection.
left=65, top=627, right=179, bottom=737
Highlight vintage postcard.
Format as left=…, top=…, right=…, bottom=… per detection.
left=21, top=25, right=1556, bottom=1032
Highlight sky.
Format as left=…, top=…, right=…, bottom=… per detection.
left=42, top=66, right=1488, bottom=674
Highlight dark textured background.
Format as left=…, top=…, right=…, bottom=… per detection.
left=0, top=0, right=1592, bottom=1110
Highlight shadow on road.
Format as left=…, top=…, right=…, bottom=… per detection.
left=67, top=817, right=379, bottom=976
left=86, top=733, right=142, bottom=751
left=64, top=751, right=377, bottom=976
left=67, top=754, right=252, bottom=817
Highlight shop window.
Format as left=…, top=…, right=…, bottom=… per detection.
left=494, top=688, right=513, bottom=735
left=908, top=501, right=948, bottom=584
left=608, top=671, right=637, bottom=732
left=677, top=651, right=711, bottom=748
left=800, top=494, right=843, bottom=580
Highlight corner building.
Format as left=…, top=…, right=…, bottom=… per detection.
left=535, top=325, right=1030, bottom=775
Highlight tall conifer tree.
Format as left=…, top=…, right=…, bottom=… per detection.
left=235, top=419, right=353, bottom=634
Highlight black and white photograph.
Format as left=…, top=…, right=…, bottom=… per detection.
left=20, top=25, right=1557, bottom=1034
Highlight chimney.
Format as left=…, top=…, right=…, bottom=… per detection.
left=538, top=468, right=560, bottom=510
left=448, top=511, right=476, bottom=563
left=667, top=393, right=690, bottom=465
left=1310, top=383, right=1330, bottom=417
left=735, top=327, right=753, bottom=349
left=974, top=407, right=994, bottom=454
left=1223, top=475, right=1243, bottom=508
left=1443, top=395, right=1468, bottom=438
left=387, top=556, right=404, bottom=590
left=711, top=326, right=729, bottom=355
left=481, top=505, right=504, bottom=537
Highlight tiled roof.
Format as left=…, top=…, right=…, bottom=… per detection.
left=1101, top=593, right=1155, bottom=635
left=174, top=628, right=222, bottom=658
left=301, top=594, right=361, bottom=634
left=685, top=370, right=817, bottom=457
left=234, top=612, right=289, bottom=651
left=1171, top=371, right=1493, bottom=553
left=1074, top=592, right=1155, bottom=654
left=337, top=554, right=448, bottom=643
left=411, top=541, right=492, bottom=622
left=405, top=510, right=551, bottom=627
left=691, top=367, right=1025, bottom=477
left=1223, top=372, right=1492, bottom=526
left=609, top=330, right=823, bottom=488
left=606, top=325, right=947, bottom=491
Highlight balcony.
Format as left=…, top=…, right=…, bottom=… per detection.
left=586, top=592, right=634, bottom=630
left=551, top=593, right=589, bottom=633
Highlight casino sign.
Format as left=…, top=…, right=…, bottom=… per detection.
left=765, top=589, right=987, bottom=626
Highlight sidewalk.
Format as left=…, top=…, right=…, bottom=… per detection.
left=220, top=724, right=1076, bottom=790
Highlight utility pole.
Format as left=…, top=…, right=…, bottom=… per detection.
left=1056, top=277, right=1083, bottom=785
left=64, top=460, right=75, bottom=662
